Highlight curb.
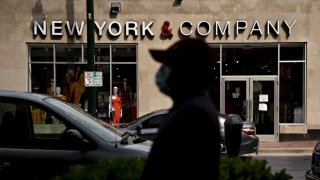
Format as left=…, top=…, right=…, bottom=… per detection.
left=244, top=148, right=314, bottom=156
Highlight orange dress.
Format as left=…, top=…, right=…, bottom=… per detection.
left=112, top=96, right=122, bottom=125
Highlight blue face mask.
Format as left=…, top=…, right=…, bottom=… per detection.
left=156, top=65, right=172, bottom=95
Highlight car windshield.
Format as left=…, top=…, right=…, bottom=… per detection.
left=125, top=112, right=154, bottom=128
left=45, top=97, right=123, bottom=143
left=126, top=110, right=169, bottom=128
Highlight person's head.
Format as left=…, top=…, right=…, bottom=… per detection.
left=149, top=38, right=217, bottom=97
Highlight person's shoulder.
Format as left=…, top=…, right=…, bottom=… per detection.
left=186, top=95, right=215, bottom=108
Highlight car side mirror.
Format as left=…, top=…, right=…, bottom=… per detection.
left=62, top=129, right=94, bottom=151
left=136, top=124, right=142, bottom=135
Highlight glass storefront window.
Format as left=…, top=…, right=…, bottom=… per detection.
left=208, top=47, right=220, bottom=110
left=29, top=42, right=306, bottom=128
left=95, top=46, right=110, bottom=62
left=280, top=44, right=305, bottom=61
left=222, top=44, right=278, bottom=75
left=84, top=45, right=111, bottom=62
left=112, top=45, right=136, bottom=62
left=279, top=62, right=305, bottom=123
left=30, top=45, right=53, bottom=62
left=111, top=64, right=137, bottom=124
left=31, top=64, right=53, bottom=95
left=29, top=44, right=137, bottom=125
left=56, top=45, right=82, bottom=62
left=96, top=64, right=111, bottom=121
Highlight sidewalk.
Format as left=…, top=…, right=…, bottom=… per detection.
left=249, top=140, right=318, bottom=156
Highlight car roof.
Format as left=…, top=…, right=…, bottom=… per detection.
left=140, top=109, right=228, bottom=119
left=0, top=90, right=51, bottom=102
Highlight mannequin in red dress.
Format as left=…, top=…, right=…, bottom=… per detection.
left=109, top=86, right=122, bottom=126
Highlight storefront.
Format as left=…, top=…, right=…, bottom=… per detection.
left=28, top=44, right=138, bottom=123
left=1, top=0, right=319, bottom=141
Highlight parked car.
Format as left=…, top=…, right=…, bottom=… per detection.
left=306, top=141, right=320, bottom=180
left=121, top=109, right=259, bottom=155
left=0, top=90, right=150, bottom=180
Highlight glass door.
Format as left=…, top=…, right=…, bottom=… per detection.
left=221, top=77, right=278, bottom=139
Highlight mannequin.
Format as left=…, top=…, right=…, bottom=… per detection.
left=56, top=87, right=66, bottom=101
left=109, top=86, right=122, bottom=126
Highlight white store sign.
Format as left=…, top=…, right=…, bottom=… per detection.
left=84, top=71, right=103, bottom=87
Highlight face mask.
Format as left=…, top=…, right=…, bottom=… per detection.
left=156, top=65, right=172, bottom=95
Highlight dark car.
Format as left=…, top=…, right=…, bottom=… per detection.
left=0, top=90, right=150, bottom=180
left=121, top=109, right=259, bottom=155
left=306, top=141, right=320, bottom=180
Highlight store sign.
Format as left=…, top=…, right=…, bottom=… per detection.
left=33, top=20, right=154, bottom=37
left=84, top=71, right=103, bottom=87
left=33, top=19, right=296, bottom=38
left=179, top=20, right=296, bottom=37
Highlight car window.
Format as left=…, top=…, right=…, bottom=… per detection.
left=45, top=98, right=123, bottom=142
left=141, top=114, right=165, bottom=129
left=0, top=100, right=32, bottom=146
left=31, top=106, right=66, bottom=139
left=0, top=98, right=80, bottom=149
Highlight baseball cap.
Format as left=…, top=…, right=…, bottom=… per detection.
left=149, top=38, right=217, bottom=68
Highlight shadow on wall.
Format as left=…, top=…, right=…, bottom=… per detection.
left=31, top=0, right=45, bottom=40
left=31, top=0, right=77, bottom=41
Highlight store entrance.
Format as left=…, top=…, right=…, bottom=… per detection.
left=221, top=77, right=278, bottom=139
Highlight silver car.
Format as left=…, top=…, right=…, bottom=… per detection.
left=121, top=109, right=259, bottom=155
left=0, top=90, right=149, bottom=180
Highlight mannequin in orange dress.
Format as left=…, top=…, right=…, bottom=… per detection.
left=109, top=86, right=122, bottom=126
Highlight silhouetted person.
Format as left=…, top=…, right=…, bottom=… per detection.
left=141, top=38, right=221, bottom=180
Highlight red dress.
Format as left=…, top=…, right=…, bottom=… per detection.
left=112, top=96, right=122, bottom=125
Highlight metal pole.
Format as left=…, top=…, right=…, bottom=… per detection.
left=86, top=0, right=96, bottom=115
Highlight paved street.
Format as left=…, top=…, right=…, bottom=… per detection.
left=253, top=155, right=312, bottom=180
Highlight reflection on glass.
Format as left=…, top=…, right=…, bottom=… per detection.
left=253, top=81, right=274, bottom=134
left=29, top=44, right=137, bottom=124
left=280, top=44, right=305, bottom=61
left=31, top=64, right=53, bottom=95
left=208, top=61, right=220, bottom=110
left=222, top=44, right=277, bottom=75
left=30, top=46, right=53, bottom=62
left=112, top=45, right=136, bottom=62
left=96, top=64, right=111, bottom=121
left=95, top=46, right=110, bottom=62
left=279, top=63, right=304, bottom=123
left=56, top=45, right=82, bottom=62
left=225, top=81, right=246, bottom=118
